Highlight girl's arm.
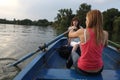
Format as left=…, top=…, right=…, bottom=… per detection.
left=104, top=31, right=109, bottom=47
left=69, top=28, right=82, bottom=38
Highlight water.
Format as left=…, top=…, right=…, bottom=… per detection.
left=0, top=24, right=57, bottom=80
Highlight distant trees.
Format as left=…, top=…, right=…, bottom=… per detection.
left=76, top=3, right=91, bottom=27
left=35, top=19, right=50, bottom=26
left=112, top=17, right=120, bottom=43
left=0, top=19, right=7, bottom=23
left=103, top=8, right=120, bottom=40
left=0, top=18, right=52, bottom=26
left=102, top=8, right=120, bottom=43
left=20, top=19, right=32, bottom=25
left=53, top=8, right=74, bottom=30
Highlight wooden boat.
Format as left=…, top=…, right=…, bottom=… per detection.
left=13, top=37, right=120, bottom=80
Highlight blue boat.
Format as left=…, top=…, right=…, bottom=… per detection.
left=13, top=36, right=120, bottom=80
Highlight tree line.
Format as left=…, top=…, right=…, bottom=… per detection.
left=0, top=18, right=52, bottom=26
left=52, top=3, right=120, bottom=44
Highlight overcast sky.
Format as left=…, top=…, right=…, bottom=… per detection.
left=0, top=0, right=120, bottom=21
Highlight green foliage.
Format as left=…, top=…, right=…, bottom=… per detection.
left=112, top=17, right=120, bottom=42
left=76, top=3, right=91, bottom=27
left=53, top=8, right=74, bottom=31
left=0, top=19, right=7, bottom=23
left=35, top=19, right=50, bottom=26
left=20, top=19, right=32, bottom=25
left=102, top=8, right=120, bottom=40
left=0, top=18, right=51, bottom=26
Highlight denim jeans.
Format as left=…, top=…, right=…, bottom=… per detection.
left=66, top=51, right=79, bottom=68
left=71, top=51, right=80, bottom=66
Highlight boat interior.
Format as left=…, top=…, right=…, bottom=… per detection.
left=14, top=37, right=120, bottom=80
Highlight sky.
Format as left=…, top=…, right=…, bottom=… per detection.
left=0, top=0, right=120, bottom=21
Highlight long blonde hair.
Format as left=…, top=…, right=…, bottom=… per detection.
left=86, top=10, right=104, bottom=45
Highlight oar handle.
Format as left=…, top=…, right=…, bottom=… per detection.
left=9, top=30, right=69, bottom=67
left=108, top=40, right=120, bottom=49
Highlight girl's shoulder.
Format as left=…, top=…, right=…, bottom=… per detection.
left=103, top=30, right=108, bottom=37
left=76, top=28, right=85, bottom=36
left=78, top=28, right=85, bottom=32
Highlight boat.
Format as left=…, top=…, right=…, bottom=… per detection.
left=13, top=37, right=120, bottom=80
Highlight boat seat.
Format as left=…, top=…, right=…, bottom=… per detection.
left=35, top=69, right=120, bottom=80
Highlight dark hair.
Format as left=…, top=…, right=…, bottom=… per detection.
left=71, top=17, right=80, bottom=29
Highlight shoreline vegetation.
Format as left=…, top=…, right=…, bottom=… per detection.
left=0, top=18, right=52, bottom=26
left=0, top=3, right=120, bottom=50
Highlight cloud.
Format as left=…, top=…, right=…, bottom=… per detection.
left=0, top=0, right=20, bottom=19
left=0, top=0, right=120, bottom=21
left=87, top=0, right=107, bottom=4
left=17, top=0, right=85, bottom=21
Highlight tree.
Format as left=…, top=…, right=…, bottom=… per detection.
left=53, top=8, right=74, bottom=30
left=76, top=3, right=91, bottom=27
left=20, top=19, right=32, bottom=25
left=112, top=17, right=120, bottom=43
left=102, top=8, right=120, bottom=40
left=13, top=18, right=16, bottom=24
left=36, top=19, right=49, bottom=26
left=0, top=18, right=51, bottom=26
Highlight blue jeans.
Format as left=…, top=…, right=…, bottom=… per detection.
left=71, top=51, right=80, bottom=66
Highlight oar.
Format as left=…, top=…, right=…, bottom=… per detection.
left=9, top=30, right=69, bottom=67
left=108, top=40, right=120, bottom=48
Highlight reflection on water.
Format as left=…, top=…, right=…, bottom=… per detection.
left=0, top=24, right=56, bottom=79
left=0, top=24, right=56, bottom=58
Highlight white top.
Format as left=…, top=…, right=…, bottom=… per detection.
left=71, top=38, right=80, bottom=43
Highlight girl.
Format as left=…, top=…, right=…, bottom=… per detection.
left=68, top=10, right=108, bottom=75
left=68, top=17, right=81, bottom=53
left=66, top=17, right=82, bottom=68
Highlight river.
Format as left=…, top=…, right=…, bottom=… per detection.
left=0, top=24, right=57, bottom=80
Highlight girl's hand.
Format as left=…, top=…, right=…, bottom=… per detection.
left=68, top=27, right=74, bottom=31
left=68, top=26, right=77, bottom=31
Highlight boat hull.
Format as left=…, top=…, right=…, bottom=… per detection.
left=14, top=37, right=120, bottom=80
